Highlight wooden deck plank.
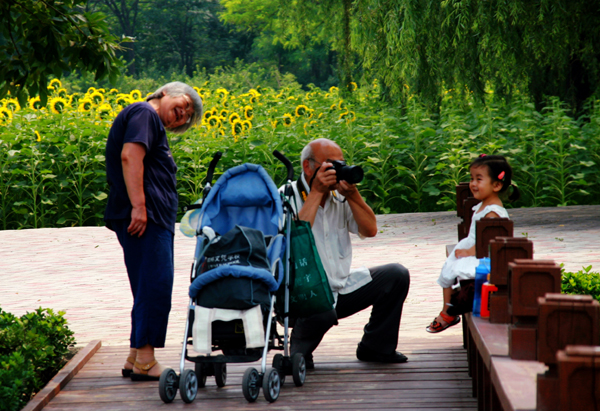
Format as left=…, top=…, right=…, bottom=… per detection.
left=41, top=336, right=477, bottom=410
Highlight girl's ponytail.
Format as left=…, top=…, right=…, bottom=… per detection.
left=507, top=184, right=521, bottom=203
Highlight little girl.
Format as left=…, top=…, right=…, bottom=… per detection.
left=426, top=154, right=520, bottom=333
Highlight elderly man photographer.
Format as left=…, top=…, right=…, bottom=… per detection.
left=285, top=138, right=410, bottom=369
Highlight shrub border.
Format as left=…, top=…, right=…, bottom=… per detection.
left=21, top=340, right=102, bottom=411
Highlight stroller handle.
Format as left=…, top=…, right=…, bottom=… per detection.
left=206, top=151, right=223, bottom=186
left=273, top=150, right=294, bottom=182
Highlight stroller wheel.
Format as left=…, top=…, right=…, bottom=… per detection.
left=272, top=353, right=286, bottom=386
left=292, top=353, right=306, bottom=387
left=179, top=369, right=198, bottom=404
left=158, top=368, right=178, bottom=403
left=262, top=367, right=281, bottom=403
left=242, top=367, right=260, bottom=402
left=194, top=362, right=207, bottom=388
left=214, top=361, right=227, bottom=387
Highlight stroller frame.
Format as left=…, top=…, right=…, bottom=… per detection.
left=158, top=151, right=306, bottom=404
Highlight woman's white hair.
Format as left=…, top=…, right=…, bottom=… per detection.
left=146, top=81, right=203, bottom=134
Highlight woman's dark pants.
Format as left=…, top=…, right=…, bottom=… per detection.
left=113, top=220, right=174, bottom=349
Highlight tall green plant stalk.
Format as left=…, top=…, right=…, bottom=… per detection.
left=542, top=98, right=589, bottom=206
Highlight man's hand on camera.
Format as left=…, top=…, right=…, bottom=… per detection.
left=312, top=161, right=338, bottom=193
left=338, top=180, right=358, bottom=198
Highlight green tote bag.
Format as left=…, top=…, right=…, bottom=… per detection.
left=285, top=218, right=335, bottom=318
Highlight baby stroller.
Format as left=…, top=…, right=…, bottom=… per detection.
left=158, top=151, right=306, bottom=404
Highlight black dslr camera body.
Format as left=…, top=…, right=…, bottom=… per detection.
left=328, top=160, right=364, bottom=184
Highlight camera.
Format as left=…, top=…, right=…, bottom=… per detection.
left=327, top=160, right=364, bottom=184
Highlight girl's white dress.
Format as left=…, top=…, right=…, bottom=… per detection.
left=437, top=203, right=509, bottom=288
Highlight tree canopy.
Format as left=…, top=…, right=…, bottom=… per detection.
left=354, top=0, right=600, bottom=110
left=0, top=0, right=123, bottom=105
left=3, top=0, right=599, bottom=111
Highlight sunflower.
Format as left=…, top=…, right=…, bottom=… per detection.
left=35, top=131, right=42, bottom=142
left=243, top=106, right=254, bottom=120
left=49, top=97, right=68, bottom=114
left=78, top=99, right=93, bottom=112
left=55, top=88, right=68, bottom=99
left=97, top=103, right=114, bottom=119
left=29, top=96, right=43, bottom=110
left=115, top=94, right=133, bottom=107
left=215, top=88, right=229, bottom=100
left=219, top=109, right=229, bottom=119
left=221, top=98, right=230, bottom=108
left=203, top=108, right=215, bottom=121
left=0, top=107, right=13, bottom=125
left=129, top=89, right=142, bottom=101
left=207, top=115, right=222, bottom=129
left=49, top=78, right=62, bottom=91
left=339, top=111, right=355, bottom=122
left=87, top=87, right=97, bottom=94
left=295, top=104, right=309, bottom=117
left=4, top=98, right=20, bottom=112
left=250, top=95, right=259, bottom=104
left=90, top=91, right=104, bottom=105
left=69, top=92, right=81, bottom=106
left=329, top=86, right=339, bottom=93
left=348, top=82, right=358, bottom=92
left=229, top=112, right=241, bottom=124
left=282, top=113, right=294, bottom=127
left=108, top=88, right=118, bottom=96
left=242, top=120, right=252, bottom=131
left=338, top=100, right=345, bottom=110
left=231, top=119, right=243, bottom=136
left=270, top=119, right=278, bottom=128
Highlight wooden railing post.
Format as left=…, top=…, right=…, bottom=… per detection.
left=475, top=218, right=514, bottom=259
left=556, top=346, right=600, bottom=411
left=488, top=237, right=534, bottom=324
left=536, top=294, right=600, bottom=411
left=507, top=259, right=561, bottom=360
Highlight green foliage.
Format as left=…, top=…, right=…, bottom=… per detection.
left=561, top=265, right=600, bottom=303
left=0, top=0, right=123, bottom=106
left=2, top=76, right=600, bottom=230
left=0, top=307, right=75, bottom=411
left=354, top=0, right=600, bottom=111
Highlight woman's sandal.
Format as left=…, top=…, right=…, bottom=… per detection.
left=130, top=360, right=161, bottom=381
left=121, top=356, right=136, bottom=378
left=426, top=312, right=461, bottom=333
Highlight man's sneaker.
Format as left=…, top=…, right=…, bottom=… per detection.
left=356, top=343, right=408, bottom=363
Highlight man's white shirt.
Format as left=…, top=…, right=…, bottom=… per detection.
left=280, top=173, right=372, bottom=305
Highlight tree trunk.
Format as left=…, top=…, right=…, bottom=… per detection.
left=339, top=0, right=353, bottom=94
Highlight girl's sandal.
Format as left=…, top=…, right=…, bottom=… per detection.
left=130, top=360, right=161, bottom=381
left=121, top=356, right=136, bottom=378
left=426, top=312, right=461, bottom=333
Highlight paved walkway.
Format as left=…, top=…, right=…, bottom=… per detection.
left=2, top=205, right=599, bottom=351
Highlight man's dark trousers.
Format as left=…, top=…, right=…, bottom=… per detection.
left=290, top=263, right=410, bottom=359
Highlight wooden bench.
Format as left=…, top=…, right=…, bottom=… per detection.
left=451, top=184, right=600, bottom=410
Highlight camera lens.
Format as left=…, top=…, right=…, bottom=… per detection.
left=339, top=165, right=364, bottom=184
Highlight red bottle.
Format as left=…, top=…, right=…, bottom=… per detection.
left=480, top=275, right=498, bottom=319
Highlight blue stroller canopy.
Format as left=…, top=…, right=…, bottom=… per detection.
left=181, top=163, right=283, bottom=237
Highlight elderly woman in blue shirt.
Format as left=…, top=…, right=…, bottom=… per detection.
left=104, top=82, right=203, bottom=380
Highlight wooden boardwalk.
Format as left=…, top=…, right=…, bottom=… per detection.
left=45, top=334, right=475, bottom=410
left=5, top=205, right=599, bottom=410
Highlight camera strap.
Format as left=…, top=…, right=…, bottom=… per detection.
left=296, top=175, right=310, bottom=203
